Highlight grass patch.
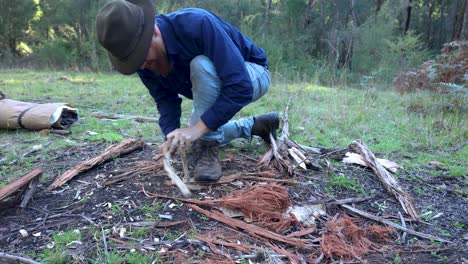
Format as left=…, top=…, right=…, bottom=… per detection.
left=328, top=173, right=366, bottom=195
left=1, top=69, right=465, bottom=186
left=36, top=229, right=81, bottom=264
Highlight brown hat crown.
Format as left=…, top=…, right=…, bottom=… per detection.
left=96, top=0, right=155, bottom=75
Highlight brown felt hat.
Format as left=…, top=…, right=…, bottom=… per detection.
left=96, top=0, right=155, bottom=75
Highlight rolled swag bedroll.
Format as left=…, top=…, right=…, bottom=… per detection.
left=0, top=92, right=78, bottom=131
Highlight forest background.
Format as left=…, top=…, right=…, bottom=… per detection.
left=1, top=0, right=467, bottom=87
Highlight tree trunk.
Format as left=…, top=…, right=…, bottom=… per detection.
left=263, top=0, right=272, bottom=39
left=376, top=0, right=384, bottom=15
left=425, top=0, right=434, bottom=48
left=462, top=0, right=468, bottom=39
left=316, top=0, right=326, bottom=56
left=452, top=0, right=466, bottom=40
left=345, top=0, right=358, bottom=70
left=304, top=0, right=315, bottom=29
left=404, top=0, right=412, bottom=35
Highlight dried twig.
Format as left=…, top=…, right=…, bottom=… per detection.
left=100, top=224, right=108, bottom=261
left=49, top=138, right=144, bottom=190
left=0, top=252, right=40, bottom=264
left=163, top=152, right=191, bottom=197
left=398, top=211, right=407, bottom=243
left=20, top=174, right=41, bottom=208
left=91, top=111, right=158, bottom=123
left=308, top=197, right=370, bottom=205
left=341, top=204, right=451, bottom=243
left=179, top=146, right=190, bottom=182
left=350, top=140, right=419, bottom=220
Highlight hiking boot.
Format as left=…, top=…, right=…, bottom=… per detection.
left=251, top=112, right=280, bottom=143
left=191, top=140, right=222, bottom=181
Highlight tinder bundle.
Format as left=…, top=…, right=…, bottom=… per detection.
left=195, top=183, right=297, bottom=232
left=321, top=216, right=394, bottom=260
left=0, top=97, right=78, bottom=130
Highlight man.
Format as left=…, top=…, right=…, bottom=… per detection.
left=96, top=0, right=279, bottom=181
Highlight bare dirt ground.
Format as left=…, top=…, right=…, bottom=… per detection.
left=0, top=140, right=467, bottom=263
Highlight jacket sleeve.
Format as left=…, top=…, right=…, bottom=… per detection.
left=195, top=16, right=253, bottom=131
left=137, top=70, right=182, bottom=137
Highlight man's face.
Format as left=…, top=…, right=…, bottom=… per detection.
left=139, top=26, right=170, bottom=77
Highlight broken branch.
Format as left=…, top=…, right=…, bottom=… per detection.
left=163, top=152, right=191, bottom=197
left=48, top=138, right=144, bottom=190
left=341, top=204, right=451, bottom=243
left=350, top=140, right=419, bottom=220
left=20, top=174, right=41, bottom=208
left=91, top=111, right=158, bottom=123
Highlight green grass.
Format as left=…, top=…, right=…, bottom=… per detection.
left=1, top=69, right=466, bottom=184
left=36, top=229, right=82, bottom=264
left=328, top=173, right=366, bottom=196
left=2, top=68, right=465, bottom=263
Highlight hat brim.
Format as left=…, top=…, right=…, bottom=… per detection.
left=108, top=0, right=155, bottom=75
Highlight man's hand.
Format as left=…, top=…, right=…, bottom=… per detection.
left=161, top=120, right=210, bottom=154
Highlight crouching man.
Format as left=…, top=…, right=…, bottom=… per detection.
left=96, top=0, right=278, bottom=181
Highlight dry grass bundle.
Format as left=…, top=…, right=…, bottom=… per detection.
left=321, top=216, right=394, bottom=260
left=196, top=183, right=297, bottom=232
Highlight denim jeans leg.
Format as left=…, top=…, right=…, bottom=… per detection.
left=190, top=55, right=271, bottom=144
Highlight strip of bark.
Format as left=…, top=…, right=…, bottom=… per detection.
left=188, top=204, right=309, bottom=248
left=48, top=138, right=144, bottom=190
left=91, top=111, right=158, bottom=123
left=350, top=140, right=419, bottom=220
left=0, top=167, right=42, bottom=201
left=341, top=204, right=451, bottom=243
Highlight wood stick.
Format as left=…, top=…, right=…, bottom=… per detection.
left=48, top=138, right=144, bottom=190
left=0, top=252, right=41, bottom=264
left=163, top=152, right=191, bottom=197
left=91, top=111, right=158, bottom=123
left=179, top=146, right=190, bottom=182
left=20, top=174, right=41, bottom=208
left=279, top=97, right=292, bottom=141
left=0, top=167, right=42, bottom=201
left=350, top=140, right=419, bottom=220
left=341, top=204, right=451, bottom=243
left=308, top=197, right=370, bottom=205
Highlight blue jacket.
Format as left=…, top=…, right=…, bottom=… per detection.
left=137, top=8, right=268, bottom=137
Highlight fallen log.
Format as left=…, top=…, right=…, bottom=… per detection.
left=341, top=204, right=451, bottom=243
left=350, top=140, right=419, bottom=220
left=91, top=111, right=158, bottom=123
left=0, top=167, right=42, bottom=202
left=48, top=138, right=144, bottom=190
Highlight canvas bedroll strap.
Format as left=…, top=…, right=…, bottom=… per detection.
left=0, top=99, right=78, bottom=130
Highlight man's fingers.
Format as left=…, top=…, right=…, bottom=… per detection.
left=161, top=128, right=197, bottom=154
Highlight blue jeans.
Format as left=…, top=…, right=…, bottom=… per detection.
left=189, top=55, right=271, bottom=144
